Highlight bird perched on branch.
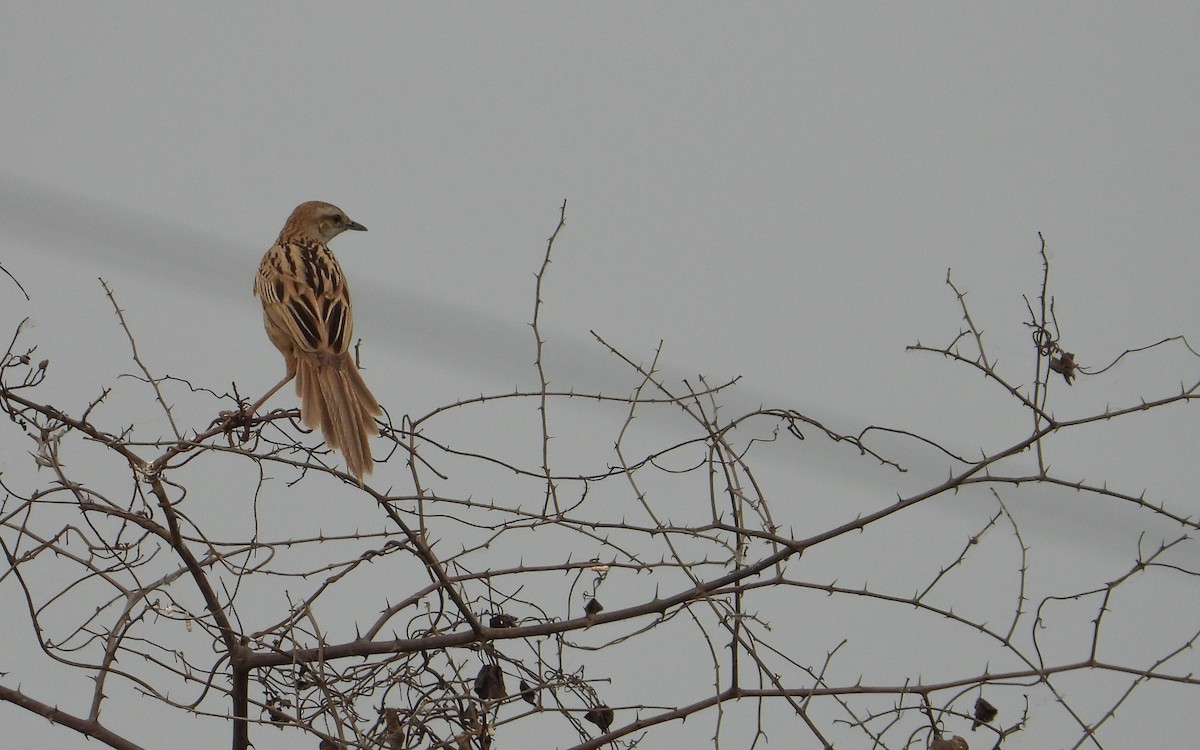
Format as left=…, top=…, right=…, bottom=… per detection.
left=248, top=201, right=381, bottom=477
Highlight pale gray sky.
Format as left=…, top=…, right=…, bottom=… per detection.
left=2, top=4, right=1199, bottom=748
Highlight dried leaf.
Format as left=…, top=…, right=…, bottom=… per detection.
left=462, top=703, right=480, bottom=730
left=584, top=598, right=604, bottom=617
left=930, top=735, right=968, bottom=750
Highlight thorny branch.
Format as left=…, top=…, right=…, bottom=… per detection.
left=2, top=226, right=1199, bottom=750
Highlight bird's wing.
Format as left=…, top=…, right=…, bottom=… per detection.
left=254, top=240, right=353, bottom=357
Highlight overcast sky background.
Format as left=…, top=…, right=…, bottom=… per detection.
left=2, top=4, right=1200, bottom=748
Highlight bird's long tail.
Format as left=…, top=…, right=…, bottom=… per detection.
left=294, top=354, right=381, bottom=478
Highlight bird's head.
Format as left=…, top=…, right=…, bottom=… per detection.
left=279, top=201, right=367, bottom=244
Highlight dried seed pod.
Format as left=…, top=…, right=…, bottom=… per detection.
left=519, top=679, right=537, bottom=706
left=383, top=708, right=405, bottom=749
left=474, top=664, right=507, bottom=700
left=266, top=698, right=291, bottom=728
left=1049, top=351, right=1076, bottom=384
left=489, top=613, right=517, bottom=628
left=584, top=705, right=614, bottom=732
left=971, top=696, right=998, bottom=730
left=584, top=598, right=604, bottom=617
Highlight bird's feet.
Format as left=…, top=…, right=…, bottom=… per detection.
left=214, top=402, right=255, bottom=443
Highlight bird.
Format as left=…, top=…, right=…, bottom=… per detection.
left=248, top=201, right=381, bottom=478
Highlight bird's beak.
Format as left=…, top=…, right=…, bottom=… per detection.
left=345, top=219, right=367, bottom=232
